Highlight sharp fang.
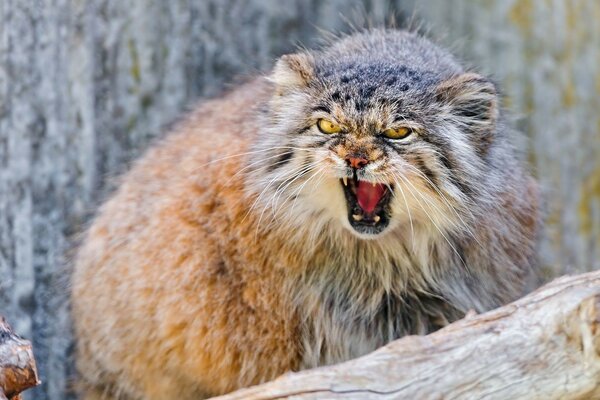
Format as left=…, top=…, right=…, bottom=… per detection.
left=343, top=177, right=348, bottom=186
left=352, top=214, right=363, bottom=221
left=372, top=182, right=376, bottom=187
left=374, top=215, right=381, bottom=223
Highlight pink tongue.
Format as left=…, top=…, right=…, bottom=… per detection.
left=356, top=181, right=386, bottom=214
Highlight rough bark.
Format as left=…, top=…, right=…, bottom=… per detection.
left=0, top=317, right=39, bottom=400
left=215, top=271, right=600, bottom=400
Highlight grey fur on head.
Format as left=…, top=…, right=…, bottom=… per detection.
left=247, top=29, right=539, bottom=366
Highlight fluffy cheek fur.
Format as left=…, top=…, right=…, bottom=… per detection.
left=262, top=148, right=352, bottom=237
left=283, top=149, right=460, bottom=241
left=300, top=173, right=349, bottom=228
left=388, top=159, right=465, bottom=234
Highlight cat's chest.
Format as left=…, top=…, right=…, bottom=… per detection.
left=298, top=288, right=460, bottom=369
left=294, top=255, right=462, bottom=369
left=298, top=290, right=397, bottom=369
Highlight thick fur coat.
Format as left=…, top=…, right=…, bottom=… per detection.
left=72, top=30, right=539, bottom=399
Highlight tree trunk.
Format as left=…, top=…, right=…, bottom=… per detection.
left=0, top=317, right=39, bottom=400
left=214, top=271, right=600, bottom=400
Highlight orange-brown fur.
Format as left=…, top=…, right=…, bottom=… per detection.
left=72, top=80, right=303, bottom=399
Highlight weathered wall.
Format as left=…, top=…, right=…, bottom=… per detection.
left=0, top=0, right=598, bottom=399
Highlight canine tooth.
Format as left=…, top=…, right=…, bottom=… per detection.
left=343, top=177, right=348, bottom=186
left=374, top=215, right=381, bottom=223
left=352, top=214, right=363, bottom=221
left=372, top=182, right=376, bottom=187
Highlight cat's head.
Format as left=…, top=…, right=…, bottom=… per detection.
left=250, top=30, right=498, bottom=240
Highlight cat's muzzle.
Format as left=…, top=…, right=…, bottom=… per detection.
left=340, top=172, right=393, bottom=236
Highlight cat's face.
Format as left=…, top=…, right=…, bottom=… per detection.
left=253, top=50, right=497, bottom=240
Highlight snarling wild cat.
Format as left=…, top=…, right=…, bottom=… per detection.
left=72, top=29, right=539, bottom=399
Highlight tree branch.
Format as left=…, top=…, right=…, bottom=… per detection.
left=214, top=271, right=600, bottom=400
left=0, top=317, right=40, bottom=400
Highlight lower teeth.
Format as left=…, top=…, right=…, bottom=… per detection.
left=351, top=214, right=382, bottom=223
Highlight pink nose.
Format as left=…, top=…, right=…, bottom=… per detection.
left=346, top=156, right=369, bottom=169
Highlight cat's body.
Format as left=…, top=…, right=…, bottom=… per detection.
left=72, top=30, right=539, bottom=399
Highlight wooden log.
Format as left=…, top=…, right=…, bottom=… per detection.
left=0, top=317, right=39, bottom=400
left=214, top=271, right=600, bottom=400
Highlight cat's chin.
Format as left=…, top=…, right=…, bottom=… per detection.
left=347, top=219, right=390, bottom=237
left=345, top=206, right=392, bottom=237
left=345, top=224, right=391, bottom=240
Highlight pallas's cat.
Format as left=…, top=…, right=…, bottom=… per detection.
left=72, top=30, right=539, bottom=400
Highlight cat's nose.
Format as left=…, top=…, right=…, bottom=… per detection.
left=345, top=155, right=369, bottom=169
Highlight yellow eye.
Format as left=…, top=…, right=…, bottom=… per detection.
left=317, top=119, right=342, bottom=134
left=383, top=127, right=413, bottom=140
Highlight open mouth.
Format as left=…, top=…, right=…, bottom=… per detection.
left=340, top=172, right=393, bottom=235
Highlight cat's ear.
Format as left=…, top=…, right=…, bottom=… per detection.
left=435, top=73, right=498, bottom=136
left=270, top=53, right=315, bottom=94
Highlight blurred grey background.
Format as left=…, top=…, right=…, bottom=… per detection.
left=1, top=0, right=599, bottom=398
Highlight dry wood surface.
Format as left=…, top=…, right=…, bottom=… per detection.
left=0, top=317, right=39, bottom=400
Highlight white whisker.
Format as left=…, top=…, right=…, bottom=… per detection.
left=393, top=173, right=467, bottom=269
left=398, top=164, right=484, bottom=250
left=195, top=146, right=313, bottom=172
left=388, top=181, right=415, bottom=250
left=253, top=160, right=322, bottom=239
left=270, top=160, right=322, bottom=211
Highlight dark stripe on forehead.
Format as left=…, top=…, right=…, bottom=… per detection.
left=355, top=99, right=368, bottom=112
left=360, top=86, right=377, bottom=97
